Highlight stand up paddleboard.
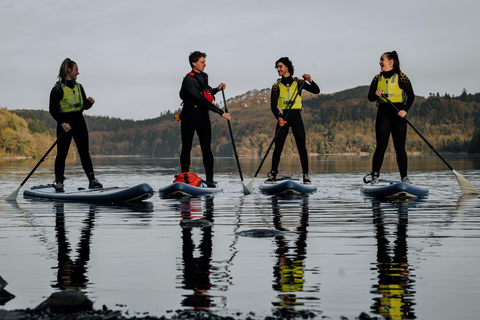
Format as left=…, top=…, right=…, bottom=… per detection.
left=361, top=180, right=428, bottom=199
left=23, top=183, right=154, bottom=203
left=259, top=177, right=317, bottom=196
left=159, top=181, right=222, bottom=198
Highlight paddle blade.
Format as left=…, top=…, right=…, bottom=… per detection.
left=242, top=182, right=252, bottom=195
left=244, top=178, right=255, bottom=195
left=5, top=185, right=21, bottom=202
left=453, top=169, right=479, bottom=195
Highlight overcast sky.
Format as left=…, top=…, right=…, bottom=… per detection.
left=1, top=0, right=479, bottom=120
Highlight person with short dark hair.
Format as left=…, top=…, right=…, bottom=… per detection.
left=367, top=51, right=415, bottom=185
left=179, top=51, right=231, bottom=187
left=267, top=57, right=320, bottom=184
left=49, top=58, right=102, bottom=192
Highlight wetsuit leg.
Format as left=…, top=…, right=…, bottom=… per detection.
left=391, top=118, right=408, bottom=178
left=196, top=114, right=214, bottom=180
left=291, top=115, right=308, bottom=174
left=180, top=116, right=196, bottom=173
left=372, top=107, right=392, bottom=174
left=71, top=116, right=95, bottom=180
left=55, top=124, right=73, bottom=181
left=271, top=123, right=289, bottom=172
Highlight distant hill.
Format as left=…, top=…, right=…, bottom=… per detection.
left=4, top=86, right=480, bottom=158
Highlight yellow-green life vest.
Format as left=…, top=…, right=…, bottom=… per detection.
left=277, top=78, right=303, bottom=111
left=377, top=74, right=404, bottom=103
left=59, top=82, right=84, bottom=113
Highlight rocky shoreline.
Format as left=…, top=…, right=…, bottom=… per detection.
left=0, top=291, right=379, bottom=320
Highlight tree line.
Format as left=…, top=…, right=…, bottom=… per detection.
left=3, top=86, right=480, bottom=159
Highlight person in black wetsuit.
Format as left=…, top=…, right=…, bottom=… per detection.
left=179, top=51, right=231, bottom=187
left=367, top=51, right=415, bottom=185
left=49, top=58, right=102, bottom=192
left=267, top=57, right=320, bottom=184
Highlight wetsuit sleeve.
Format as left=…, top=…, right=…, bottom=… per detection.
left=181, top=76, right=224, bottom=115
left=49, top=83, right=65, bottom=124
left=399, top=73, right=415, bottom=112
left=270, top=82, right=281, bottom=119
left=299, top=79, right=320, bottom=94
left=80, top=84, right=93, bottom=110
left=368, top=75, right=380, bottom=102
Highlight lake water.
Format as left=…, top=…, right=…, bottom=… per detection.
left=1, top=155, right=479, bottom=319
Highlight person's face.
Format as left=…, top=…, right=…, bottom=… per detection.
left=276, top=62, right=290, bottom=77
left=67, top=64, right=79, bottom=80
left=379, top=54, right=394, bottom=72
left=192, top=57, right=206, bottom=73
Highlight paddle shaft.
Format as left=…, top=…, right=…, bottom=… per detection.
left=19, top=131, right=65, bottom=187
left=253, top=80, right=305, bottom=178
left=222, top=89, right=244, bottom=181
left=382, top=95, right=453, bottom=170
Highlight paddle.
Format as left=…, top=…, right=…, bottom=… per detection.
left=382, top=95, right=479, bottom=195
left=5, top=111, right=84, bottom=201
left=5, top=132, right=67, bottom=201
left=245, top=80, right=305, bottom=192
left=221, top=89, right=250, bottom=195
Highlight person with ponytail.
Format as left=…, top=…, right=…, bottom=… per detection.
left=367, top=51, right=415, bottom=185
left=49, top=58, right=102, bottom=192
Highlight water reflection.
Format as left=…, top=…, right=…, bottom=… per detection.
left=177, top=196, right=223, bottom=310
left=270, top=196, right=311, bottom=309
left=52, top=202, right=96, bottom=291
left=370, top=200, right=416, bottom=319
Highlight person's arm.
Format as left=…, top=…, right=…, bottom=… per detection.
left=181, top=76, right=224, bottom=115
left=79, top=84, right=94, bottom=110
left=399, top=73, right=415, bottom=112
left=367, top=75, right=380, bottom=102
left=270, top=82, right=281, bottom=119
left=300, top=74, right=320, bottom=94
left=49, top=84, right=65, bottom=124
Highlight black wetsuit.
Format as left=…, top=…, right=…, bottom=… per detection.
left=49, top=80, right=95, bottom=182
left=179, top=71, right=224, bottom=180
left=270, top=76, right=320, bottom=174
left=367, top=70, right=415, bottom=178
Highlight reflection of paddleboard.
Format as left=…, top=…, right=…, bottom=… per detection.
left=23, top=183, right=154, bottom=203
left=259, top=177, right=317, bottom=196
left=361, top=180, right=428, bottom=199
left=158, top=181, right=222, bottom=198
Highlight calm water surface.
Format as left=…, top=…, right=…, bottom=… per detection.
left=1, top=155, right=479, bottom=319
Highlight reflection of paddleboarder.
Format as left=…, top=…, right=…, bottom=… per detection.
left=180, top=196, right=216, bottom=309
left=52, top=203, right=96, bottom=290
left=271, top=196, right=309, bottom=307
left=370, top=201, right=416, bottom=319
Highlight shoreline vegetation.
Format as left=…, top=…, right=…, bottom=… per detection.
left=2, top=86, right=480, bottom=160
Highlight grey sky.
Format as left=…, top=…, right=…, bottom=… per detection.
left=1, top=0, right=479, bottom=120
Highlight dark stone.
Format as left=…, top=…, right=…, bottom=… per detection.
left=180, top=218, right=212, bottom=228
left=0, top=289, right=15, bottom=306
left=0, top=276, right=7, bottom=290
left=34, top=290, right=93, bottom=313
left=236, top=229, right=284, bottom=238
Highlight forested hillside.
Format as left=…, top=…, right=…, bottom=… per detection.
left=3, top=86, right=480, bottom=159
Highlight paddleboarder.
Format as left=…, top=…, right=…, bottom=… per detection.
left=179, top=51, right=231, bottom=188
left=49, top=58, right=102, bottom=192
left=367, top=51, right=415, bottom=185
left=266, top=57, right=320, bottom=184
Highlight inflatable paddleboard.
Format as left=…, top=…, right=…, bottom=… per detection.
left=159, top=181, right=222, bottom=198
left=259, top=177, right=317, bottom=196
left=23, top=183, right=154, bottom=203
left=361, top=180, right=428, bottom=199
